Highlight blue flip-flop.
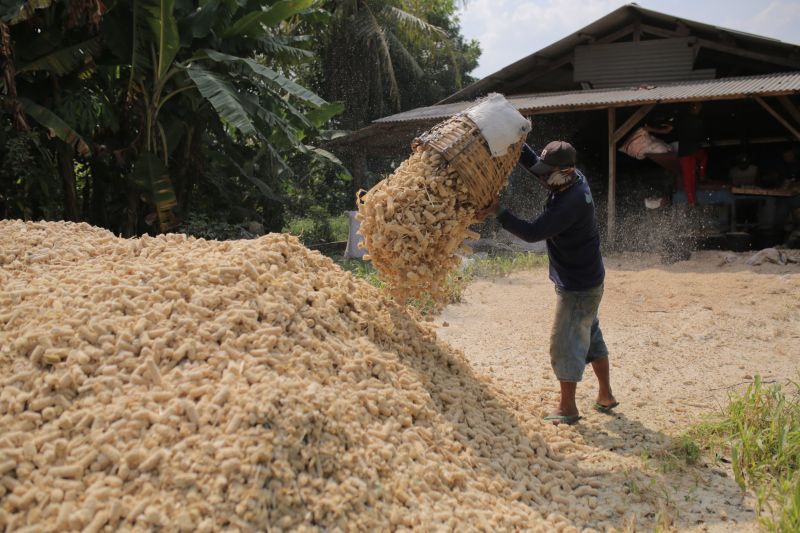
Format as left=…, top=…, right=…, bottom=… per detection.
left=543, top=414, right=581, bottom=425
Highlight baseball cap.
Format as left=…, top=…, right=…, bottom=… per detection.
left=530, top=141, right=577, bottom=176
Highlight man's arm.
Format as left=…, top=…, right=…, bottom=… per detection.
left=518, top=143, right=540, bottom=174
left=496, top=195, right=579, bottom=243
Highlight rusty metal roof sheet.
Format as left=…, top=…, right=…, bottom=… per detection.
left=375, top=71, right=800, bottom=124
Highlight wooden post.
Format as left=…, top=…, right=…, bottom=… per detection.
left=608, top=108, right=616, bottom=243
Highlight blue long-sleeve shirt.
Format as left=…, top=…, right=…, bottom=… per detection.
left=497, top=145, right=605, bottom=291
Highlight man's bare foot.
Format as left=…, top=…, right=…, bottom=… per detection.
left=595, top=394, right=618, bottom=409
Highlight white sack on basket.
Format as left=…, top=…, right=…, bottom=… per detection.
left=465, top=93, right=531, bottom=157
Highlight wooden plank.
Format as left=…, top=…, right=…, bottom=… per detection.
left=754, top=95, right=800, bottom=141
left=611, top=104, right=655, bottom=144
left=778, top=95, right=800, bottom=128
left=732, top=185, right=800, bottom=197
left=703, top=136, right=790, bottom=147
left=639, top=23, right=681, bottom=39
left=608, top=108, right=617, bottom=242
left=697, top=38, right=800, bottom=69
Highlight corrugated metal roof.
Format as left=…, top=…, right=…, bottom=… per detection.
left=574, top=38, right=714, bottom=88
left=439, top=4, right=800, bottom=104
left=375, top=71, right=800, bottom=124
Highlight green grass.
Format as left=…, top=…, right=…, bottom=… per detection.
left=687, top=376, right=800, bottom=531
left=339, top=252, right=548, bottom=312
left=283, top=214, right=348, bottom=245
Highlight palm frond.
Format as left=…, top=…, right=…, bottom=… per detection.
left=362, top=4, right=400, bottom=111
left=385, top=6, right=448, bottom=40
left=385, top=31, right=423, bottom=79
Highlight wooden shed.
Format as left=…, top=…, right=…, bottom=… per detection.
left=331, top=4, right=800, bottom=244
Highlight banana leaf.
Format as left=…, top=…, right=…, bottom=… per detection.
left=186, top=64, right=257, bottom=137
left=222, top=0, right=314, bottom=38
left=203, top=49, right=327, bottom=107
left=18, top=37, right=102, bottom=76
left=17, top=97, right=91, bottom=156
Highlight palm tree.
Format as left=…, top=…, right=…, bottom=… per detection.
left=319, top=0, right=455, bottom=130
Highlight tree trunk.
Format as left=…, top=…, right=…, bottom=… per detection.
left=57, top=141, right=79, bottom=221
left=89, top=155, right=110, bottom=228
left=349, top=150, right=369, bottom=204
left=124, top=187, right=138, bottom=236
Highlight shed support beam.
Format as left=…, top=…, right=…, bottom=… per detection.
left=611, top=104, right=656, bottom=144
left=778, top=96, right=800, bottom=129
left=697, top=39, right=800, bottom=69
left=754, top=96, right=800, bottom=142
left=607, top=108, right=617, bottom=243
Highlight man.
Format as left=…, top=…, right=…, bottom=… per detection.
left=655, top=103, right=708, bottom=205
left=478, top=141, right=617, bottom=425
left=728, top=153, right=758, bottom=186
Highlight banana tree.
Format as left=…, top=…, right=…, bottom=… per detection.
left=116, top=0, right=343, bottom=233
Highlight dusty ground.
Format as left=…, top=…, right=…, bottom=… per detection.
left=437, top=250, right=800, bottom=531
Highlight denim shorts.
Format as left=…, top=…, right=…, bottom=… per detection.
left=550, top=283, right=608, bottom=382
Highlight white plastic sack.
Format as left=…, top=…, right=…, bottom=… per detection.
left=344, top=210, right=366, bottom=259
left=620, top=127, right=673, bottom=160
left=465, top=93, right=532, bottom=157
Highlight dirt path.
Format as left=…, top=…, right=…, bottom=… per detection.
left=436, top=251, right=800, bottom=531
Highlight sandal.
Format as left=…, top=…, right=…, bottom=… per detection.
left=543, top=414, right=581, bottom=425
left=593, top=401, right=619, bottom=414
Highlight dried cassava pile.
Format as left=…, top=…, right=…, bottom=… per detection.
left=0, top=221, right=614, bottom=532
left=357, top=149, right=484, bottom=302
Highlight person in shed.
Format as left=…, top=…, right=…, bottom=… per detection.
left=477, top=141, right=617, bottom=425
left=655, top=102, right=709, bottom=205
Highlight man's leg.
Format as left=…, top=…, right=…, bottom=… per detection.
left=555, top=381, right=578, bottom=416
left=680, top=155, right=697, bottom=205
left=696, top=149, right=709, bottom=179
left=549, top=288, right=585, bottom=423
left=590, top=357, right=617, bottom=407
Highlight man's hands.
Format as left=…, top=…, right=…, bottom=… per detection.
left=474, top=195, right=501, bottom=221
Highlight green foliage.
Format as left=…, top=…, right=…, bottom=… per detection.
left=315, top=0, right=479, bottom=130
left=283, top=208, right=347, bottom=245
left=2, top=0, right=344, bottom=236
left=180, top=212, right=257, bottom=241
left=0, top=120, right=58, bottom=219
left=689, top=376, right=800, bottom=531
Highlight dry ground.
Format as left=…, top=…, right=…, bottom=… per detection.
left=437, top=251, right=800, bottom=531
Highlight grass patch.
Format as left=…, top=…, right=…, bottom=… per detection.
left=338, top=252, right=548, bottom=312
left=283, top=214, right=348, bottom=245
left=688, top=376, right=800, bottom=531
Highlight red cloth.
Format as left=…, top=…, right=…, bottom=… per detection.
left=679, top=149, right=708, bottom=205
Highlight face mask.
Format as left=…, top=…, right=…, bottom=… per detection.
left=538, top=167, right=577, bottom=190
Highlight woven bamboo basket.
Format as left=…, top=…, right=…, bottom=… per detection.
left=411, top=114, right=524, bottom=208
